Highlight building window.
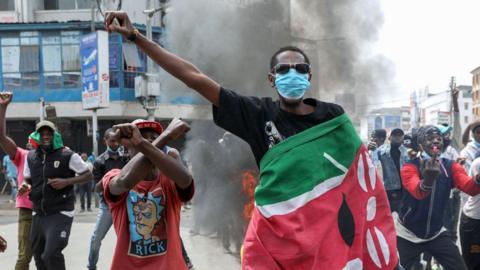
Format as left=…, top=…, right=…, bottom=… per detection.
left=465, top=102, right=469, bottom=110
left=109, top=34, right=122, bottom=88
left=1, top=29, right=153, bottom=92
left=465, top=116, right=469, bottom=124
left=42, top=34, right=62, bottom=89
left=1, top=32, right=41, bottom=90
left=0, top=0, right=14, bottom=11
left=61, top=31, right=81, bottom=88
left=40, top=31, right=82, bottom=89
left=44, top=0, right=90, bottom=10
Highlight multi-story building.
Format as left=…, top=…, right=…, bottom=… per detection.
left=410, top=85, right=472, bottom=132
left=472, top=66, right=480, bottom=120
left=367, top=106, right=411, bottom=136
left=458, top=85, right=473, bottom=128
left=0, top=0, right=210, bottom=153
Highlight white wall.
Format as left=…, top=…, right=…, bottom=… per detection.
left=419, top=89, right=472, bottom=132
left=459, top=92, right=473, bottom=132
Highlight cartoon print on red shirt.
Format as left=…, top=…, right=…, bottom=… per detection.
left=126, top=186, right=168, bottom=257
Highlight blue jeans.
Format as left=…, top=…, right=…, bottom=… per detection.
left=87, top=200, right=112, bottom=270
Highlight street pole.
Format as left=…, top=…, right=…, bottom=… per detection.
left=92, top=109, right=98, bottom=157
left=91, top=0, right=99, bottom=157
left=144, top=0, right=158, bottom=121
left=146, top=0, right=153, bottom=73
left=39, top=97, right=45, bottom=121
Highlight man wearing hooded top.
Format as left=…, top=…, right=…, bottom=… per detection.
left=397, top=125, right=480, bottom=270
left=19, top=120, right=93, bottom=270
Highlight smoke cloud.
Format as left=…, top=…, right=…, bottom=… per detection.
left=182, top=120, right=257, bottom=255
left=161, top=0, right=396, bottom=113
left=164, top=0, right=396, bottom=254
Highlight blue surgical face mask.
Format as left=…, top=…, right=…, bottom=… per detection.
left=107, top=146, right=119, bottom=154
left=275, top=69, right=311, bottom=100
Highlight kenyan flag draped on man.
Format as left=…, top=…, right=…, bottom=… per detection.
left=242, top=114, right=399, bottom=270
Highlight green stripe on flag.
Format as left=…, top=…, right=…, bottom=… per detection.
left=256, top=113, right=362, bottom=207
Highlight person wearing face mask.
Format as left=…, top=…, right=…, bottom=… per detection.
left=103, top=11, right=400, bottom=269
left=18, top=120, right=93, bottom=270
left=397, top=126, right=480, bottom=270
left=86, top=128, right=128, bottom=270
left=372, top=128, right=406, bottom=213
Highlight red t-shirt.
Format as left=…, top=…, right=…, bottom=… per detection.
left=103, top=169, right=194, bottom=270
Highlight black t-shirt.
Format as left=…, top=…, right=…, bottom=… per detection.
left=213, top=88, right=345, bottom=165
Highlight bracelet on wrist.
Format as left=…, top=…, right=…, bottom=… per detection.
left=127, top=28, right=140, bottom=42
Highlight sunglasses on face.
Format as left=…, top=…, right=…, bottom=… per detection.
left=272, top=63, right=311, bottom=75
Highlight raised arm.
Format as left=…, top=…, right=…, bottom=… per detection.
left=0, top=92, right=18, bottom=160
left=105, top=12, right=221, bottom=106
left=108, top=118, right=191, bottom=195
left=135, top=122, right=192, bottom=189
left=451, top=88, right=462, bottom=150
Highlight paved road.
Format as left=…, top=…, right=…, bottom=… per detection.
left=0, top=199, right=240, bottom=270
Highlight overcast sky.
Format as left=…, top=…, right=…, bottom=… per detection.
left=374, top=0, right=479, bottom=106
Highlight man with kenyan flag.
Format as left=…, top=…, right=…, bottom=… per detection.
left=18, top=118, right=93, bottom=270
left=105, top=11, right=400, bottom=269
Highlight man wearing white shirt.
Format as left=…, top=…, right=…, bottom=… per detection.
left=19, top=120, right=92, bottom=270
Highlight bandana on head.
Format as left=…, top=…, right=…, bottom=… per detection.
left=436, top=125, right=452, bottom=135
left=28, top=131, right=64, bottom=151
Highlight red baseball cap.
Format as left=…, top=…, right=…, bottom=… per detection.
left=132, top=119, right=163, bottom=135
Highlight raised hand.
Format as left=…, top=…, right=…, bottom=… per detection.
left=112, top=123, right=143, bottom=147
left=0, top=91, right=13, bottom=107
left=17, top=183, right=31, bottom=196
left=422, top=157, right=441, bottom=186
left=367, top=140, right=377, bottom=151
left=164, top=118, right=191, bottom=140
left=104, top=11, right=135, bottom=39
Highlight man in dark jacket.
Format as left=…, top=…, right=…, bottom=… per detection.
left=397, top=125, right=480, bottom=270
left=19, top=120, right=92, bottom=270
left=87, top=128, right=128, bottom=270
